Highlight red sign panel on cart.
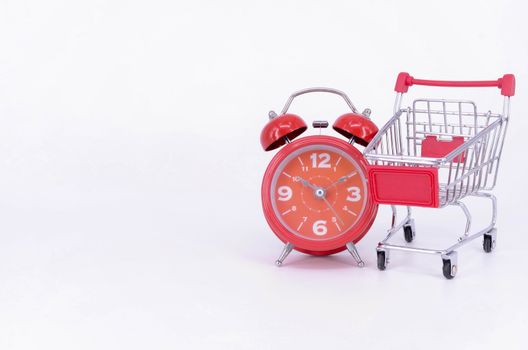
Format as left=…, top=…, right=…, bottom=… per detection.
left=368, top=165, right=440, bottom=208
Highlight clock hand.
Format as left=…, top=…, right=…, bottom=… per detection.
left=324, top=171, right=357, bottom=190
left=294, top=176, right=318, bottom=190
left=296, top=175, right=345, bottom=225
left=322, top=197, right=345, bottom=226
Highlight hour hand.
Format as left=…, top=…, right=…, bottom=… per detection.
left=294, top=176, right=318, bottom=190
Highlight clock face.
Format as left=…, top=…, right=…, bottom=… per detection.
left=270, top=144, right=368, bottom=241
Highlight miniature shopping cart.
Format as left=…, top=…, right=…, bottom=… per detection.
left=364, top=72, right=515, bottom=279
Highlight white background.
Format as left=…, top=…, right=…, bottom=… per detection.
left=1, top=0, right=527, bottom=349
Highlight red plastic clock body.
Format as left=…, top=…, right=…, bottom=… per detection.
left=262, top=135, right=378, bottom=255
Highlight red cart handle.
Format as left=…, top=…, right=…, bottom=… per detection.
left=394, top=72, right=515, bottom=97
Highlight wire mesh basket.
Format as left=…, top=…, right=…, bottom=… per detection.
left=364, top=98, right=509, bottom=207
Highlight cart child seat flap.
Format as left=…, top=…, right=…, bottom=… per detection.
left=421, top=135, right=466, bottom=162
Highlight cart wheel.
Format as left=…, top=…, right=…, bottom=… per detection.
left=403, top=224, right=415, bottom=243
left=442, top=259, right=457, bottom=279
left=377, top=251, right=387, bottom=271
left=483, top=234, right=495, bottom=253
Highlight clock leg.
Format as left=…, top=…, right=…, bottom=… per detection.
left=275, top=242, right=294, bottom=267
left=345, top=242, right=365, bottom=267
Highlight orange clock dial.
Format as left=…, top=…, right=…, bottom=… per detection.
left=270, top=145, right=368, bottom=241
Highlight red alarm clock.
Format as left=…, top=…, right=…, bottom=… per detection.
left=260, top=88, right=379, bottom=266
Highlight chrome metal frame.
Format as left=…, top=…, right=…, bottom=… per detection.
left=275, top=241, right=365, bottom=267
left=280, top=87, right=359, bottom=115
left=365, top=92, right=510, bottom=277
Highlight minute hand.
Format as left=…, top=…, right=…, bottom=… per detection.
left=325, top=171, right=357, bottom=190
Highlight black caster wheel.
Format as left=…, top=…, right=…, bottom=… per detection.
left=442, top=259, right=457, bottom=279
left=403, top=224, right=415, bottom=243
left=377, top=251, right=387, bottom=271
left=483, top=234, right=495, bottom=253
